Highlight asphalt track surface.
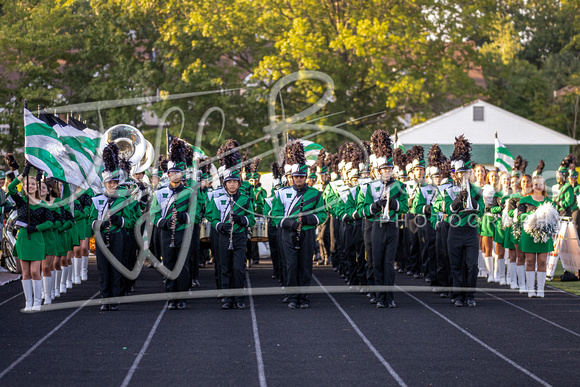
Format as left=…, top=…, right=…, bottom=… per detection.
left=1, top=257, right=579, bottom=386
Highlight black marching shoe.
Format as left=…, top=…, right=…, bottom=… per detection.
left=466, top=300, right=476, bottom=307
left=454, top=300, right=466, bottom=307
left=100, top=304, right=109, bottom=312
left=287, top=302, right=298, bottom=309
left=222, top=302, right=233, bottom=310
left=167, top=301, right=177, bottom=310
left=109, top=304, right=119, bottom=311
left=236, top=301, right=246, bottom=309
left=387, top=301, right=396, bottom=308
left=299, top=303, right=309, bottom=309
left=177, top=301, right=186, bottom=310
left=369, top=297, right=377, bottom=304
left=376, top=301, right=386, bottom=308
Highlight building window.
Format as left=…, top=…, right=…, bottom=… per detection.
left=473, top=106, right=484, bottom=121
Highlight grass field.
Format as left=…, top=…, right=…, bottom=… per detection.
left=547, top=261, right=580, bottom=296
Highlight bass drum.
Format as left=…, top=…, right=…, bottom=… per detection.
left=200, top=218, right=211, bottom=243
left=250, top=215, right=268, bottom=242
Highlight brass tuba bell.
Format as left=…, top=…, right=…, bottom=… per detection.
left=99, top=124, right=147, bottom=171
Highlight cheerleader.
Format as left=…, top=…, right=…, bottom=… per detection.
left=518, top=175, right=555, bottom=298
left=38, top=175, right=63, bottom=305
left=490, top=171, right=512, bottom=286
left=481, top=168, right=498, bottom=282
left=472, top=163, right=487, bottom=278
left=9, top=162, right=54, bottom=312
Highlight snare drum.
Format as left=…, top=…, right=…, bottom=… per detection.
left=200, top=218, right=211, bottom=242
left=250, top=215, right=268, bottom=242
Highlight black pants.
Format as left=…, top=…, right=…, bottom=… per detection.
left=371, top=222, right=399, bottom=304
left=277, top=226, right=287, bottom=286
left=343, top=221, right=355, bottom=282
left=417, top=215, right=436, bottom=282
left=122, top=228, right=137, bottom=295
left=447, top=225, right=479, bottom=301
left=160, top=228, right=191, bottom=298
left=364, top=219, right=374, bottom=289
left=210, top=228, right=221, bottom=289
left=96, top=230, right=124, bottom=299
left=330, top=216, right=341, bottom=269
left=353, top=220, right=366, bottom=286
left=280, top=227, right=315, bottom=305
left=268, top=222, right=280, bottom=280
left=217, top=231, right=247, bottom=304
left=395, top=221, right=406, bottom=271
left=189, top=223, right=201, bottom=282
left=436, top=221, right=452, bottom=289
left=404, top=214, right=421, bottom=274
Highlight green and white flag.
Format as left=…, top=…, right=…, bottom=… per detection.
left=24, top=108, right=88, bottom=188
left=494, top=134, right=514, bottom=172
left=298, top=140, right=324, bottom=166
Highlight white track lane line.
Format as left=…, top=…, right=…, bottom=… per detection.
left=482, top=291, right=580, bottom=339
left=0, top=291, right=99, bottom=381
left=246, top=272, right=267, bottom=387
left=121, top=303, right=168, bottom=387
left=0, top=291, right=23, bottom=307
left=313, top=275, right=407, bottom=387
left=398, top=286, right=552, bottom=387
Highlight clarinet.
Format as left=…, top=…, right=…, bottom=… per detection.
left=169, top=193, right=177, bottom=248
left=228, top=195, right=234, bottom=251
left=292, top=195, right=304, bottom=250
left=105, top=197, right=112, bottom=248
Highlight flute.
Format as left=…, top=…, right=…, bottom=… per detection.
left=228, top=195, right=234, bottom=251
left=292, top=195, right=304, bottom=250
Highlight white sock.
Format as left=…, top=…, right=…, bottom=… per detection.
left=55, top=270, right=62, bottom=295
left=526, top=271, right=536, bottom=298
left=536, top=272, right=546, bottom=298
left=496, top=259, right=506, bottom=285
left=50, top=271, right=56, bottom=299
left=43, top=276, right=52, bottom=305
left=484, top=256, right=494, bottom=282
left=517, top=265, right=527, bottom=293
left=21, top=279, right=33, bottom=311
left=32, top=279, right=43, bottom=311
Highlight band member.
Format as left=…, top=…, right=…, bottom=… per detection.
left=363, top=130, right=409, bottom=308
left=403, top=146, right=424, bottom=278
left=472, top=163, right=488, bottom=278
left=314, top=150, right=332, bottom=266
left=445, top=135, right=484, bottom=307
left=554, top=154, right=578, bottom=231
left=248, top=157, right=265, bottom=265
left=392, top=147, right=408, bottom=277
left=264, top=162, right=283, bottom=281
left=150, top=138, right=195, bottom=310
left=9, top=161, right=54, bottom=312
left=414, top=144, right=444, bottom=286
left=432, top=157, right=452, bottom=297
left=272, top=141, right=327, bottom=309
left=90, top=143, right=136, bottom=311
left=356, top=141, right=375, bottom=299
left=206, top=141, right=255, bottom=309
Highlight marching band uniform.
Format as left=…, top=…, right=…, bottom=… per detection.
left=403, top=153, right=422, bottom=277
left=206, top=163, right=255, bottom=309
left=432, top=173, right=452, bottom=296
left=363, top=130, right=409, bottom=308
left=150, top=139, right=195, bottom=310
left=445, top=136, right=484, bottom=307
left=272, top=146, right=327, bottom=309
left=265, top=163, right=283, bottom=281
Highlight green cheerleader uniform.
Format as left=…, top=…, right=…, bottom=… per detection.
left=479, top=184, right=496, bottom=237
left=55, top=199, right=73, bottom=257
left=8, top=179, right=54, bottom=261
left=518, top=196, right=555, bottom=254
left=505, top=191, right=524, bottom=249
left=491, top=190, right=509, bottom=244
left=42, top=199, right=63, bottom=256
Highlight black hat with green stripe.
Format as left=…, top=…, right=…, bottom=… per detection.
left=371, top=129, right=393, bottom=169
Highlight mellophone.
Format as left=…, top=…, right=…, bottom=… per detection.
left=199, top=215, right=268, bottom=242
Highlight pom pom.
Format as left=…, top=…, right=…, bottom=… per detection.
left=169, top=137, right=187, bottom=164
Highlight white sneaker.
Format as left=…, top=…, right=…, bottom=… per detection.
left=60, top=283, right=67, bottom=294
left=66, top=280, right=73, bottom=289
left=73, top=276, right=81, bottom=285
left=81, top=269, right=88, bottom=281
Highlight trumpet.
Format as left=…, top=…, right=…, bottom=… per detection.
left=228, top=195, right=234, bottom=251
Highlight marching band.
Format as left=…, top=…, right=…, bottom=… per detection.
left=4, top=127, right=577, bottom=313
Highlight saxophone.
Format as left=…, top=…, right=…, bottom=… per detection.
left=105, top=197, right=112, bottom=247
left=169, top=203, right=177, bottom=248
left=292, top=195, right=304, bottom=250
left=228, top=195, right=234, bottom=251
